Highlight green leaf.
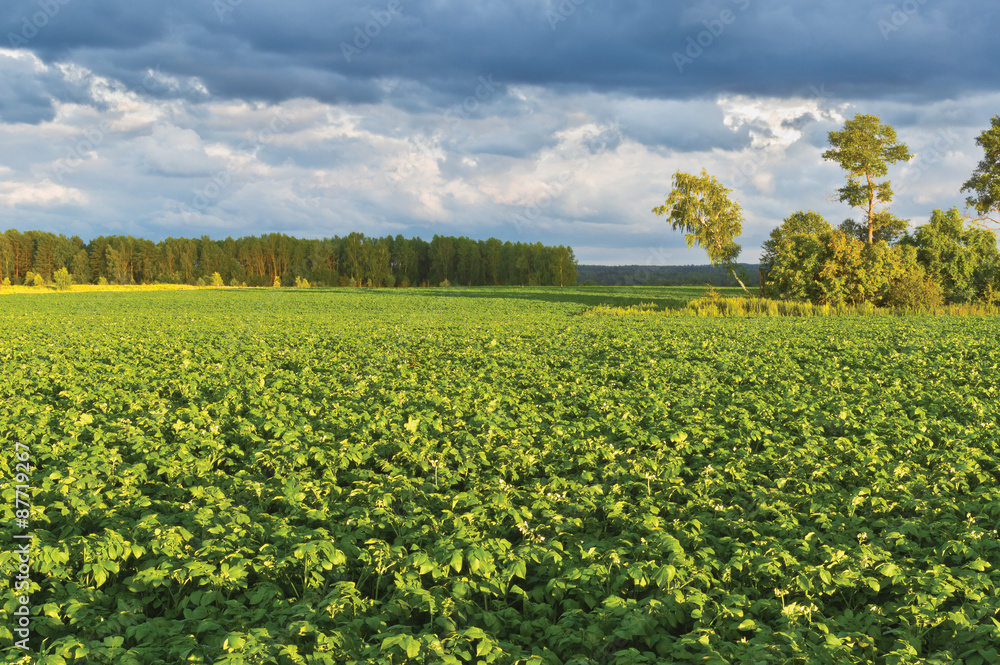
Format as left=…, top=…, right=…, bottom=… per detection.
left=511, top=559, right=526, bottom=579
left=404, top=635, right=420, bottom=659
left=37, top=657, right=68, bottom=665
left=224, top=635, right=246, bottom=650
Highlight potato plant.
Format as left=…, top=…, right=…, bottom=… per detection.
left=2, top=287, right=1000, bottom=664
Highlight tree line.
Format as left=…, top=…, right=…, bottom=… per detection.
left=576, top=264, right=761, bottom=287
left=0, top=231, right=578, bottom=288
left=655, top=114, right=1000, bottom=307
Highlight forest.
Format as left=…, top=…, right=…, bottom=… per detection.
left=0, top=231, right=578, bottom=288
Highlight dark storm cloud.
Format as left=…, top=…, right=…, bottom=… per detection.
left=0, top=59, right=57, bottom=123
left=3, top=0, right=999, bottom=264
left=0, top=51, right=93, bottom=123
left=6, top=0, right=999, bottom=110
left=782, top=113, right=815, bottom=131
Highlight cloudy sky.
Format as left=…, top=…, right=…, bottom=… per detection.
left=1, top=0, right=998, bottom=264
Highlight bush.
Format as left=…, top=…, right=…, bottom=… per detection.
left=1, top=277, right=10, bottom=288
left=53, top=267, right=73, bottom=291
left=882, top=271, right=944, bottom=310
left=979, top=282, right=1000, bottom=307
left=229, top=277, right=241, bottom=287
left=97, top=276, right=109, bottom=286
left=398, top=277, right=409, bottom=288
left=294, top=276, right=310, bottom=288
left=33, top=273, right=46, bottom=288
left=211, top=272, right=225, bottom=287
left=439, top=278, right=451, bottom=288
left=272, top=276, right=281, bottom=288
left=195, top=277, right=206, bottom=287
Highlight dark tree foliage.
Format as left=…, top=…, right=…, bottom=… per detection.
left=0, top=229, right=577, bottom=288
left=838, top=211, right=909, bottom=245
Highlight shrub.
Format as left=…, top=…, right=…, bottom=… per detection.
left=53, top=267, right=73, bottom=291
left=440, top=279, right=451, bottom=288
left=272, top=276, right=282, bottom=288
left=398, top=277, right=410, bottom=288
left=294, top=276, right=310, bottom=288
left=97, top=276, right=109, bottom=286
left=979, top=282, right=1000, bottom=306
left=211, top=272, right=225, bottom=287
left=882, top=271, right=944, bottom=310
left=1, top=277, right=10, bottom=288
left=33, top=273, right=46, bottom=288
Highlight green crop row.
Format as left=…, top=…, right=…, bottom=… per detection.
left=2, top=287, right=1000, bottom=664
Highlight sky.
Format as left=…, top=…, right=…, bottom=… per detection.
left=1, top=0, right=998, bottom=265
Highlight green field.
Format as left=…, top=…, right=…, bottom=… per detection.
left=3, top=287, right=1000, bottom=664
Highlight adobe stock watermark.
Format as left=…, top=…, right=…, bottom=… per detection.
left=341, top=0, right=403, bottom=63
left=384, top=133, right=441, bottom=192
left=547, top=0, right=587, bottom=31
left=903, top=128, right=960, bottom=183
left=728, top=83, right=834, bottom=189
left=49, top=68, right=166, bottom=184
left=11, top=441, right=33, bottom=651
left=877, top=0, right=929, bottom=40
left=673, top=0, right=751, bottom=73
left=384, top=75, right=501, bottom=191
left=444, top=75, right=502, bottom=128
left=7, top=0, right=72, bottom=48
left=729, top=140, right=772, bottom=190
left=214, top=0, right=244, bottom=22
left=180, top=109, right=292, bottom=221
left=510, top=121, right=624, bottom=234
left=807, top=83, right=832, bottom=107
left=645, top=245, right=676, bottom=268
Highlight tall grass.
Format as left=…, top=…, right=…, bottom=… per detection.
left=584, top=296, right=1000, bottom=318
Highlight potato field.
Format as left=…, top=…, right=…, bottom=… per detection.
left=2, top=287, right=1000, bottom=664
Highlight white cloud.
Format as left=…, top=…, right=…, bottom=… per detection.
left=131, top=123, right=219, bottom=176
left=0, top=52, right=996, bottom=263
left=0, top=179, right=87, bottom=206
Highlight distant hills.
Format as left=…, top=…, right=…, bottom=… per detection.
left=576, top=264, right=762, bottom=287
